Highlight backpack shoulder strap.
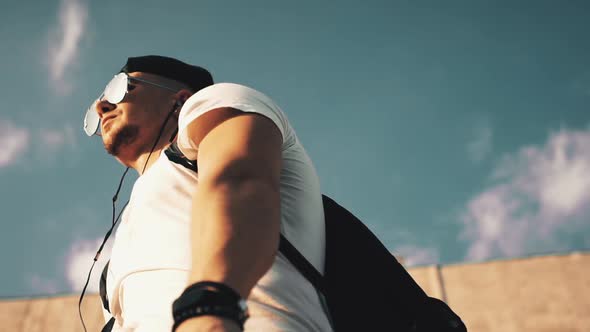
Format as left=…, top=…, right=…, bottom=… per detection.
left=100, top=260, right=115, bottom=331
left=164, top=142, right=198, bottom=172
left=278, top=234, right=326, bottom=294
left=102, top=317, right=115, bottom=332
left=99, top=260, right=111, bottom=312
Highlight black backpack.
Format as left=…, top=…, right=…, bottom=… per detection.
left=301, top=194, right=466, bottom=331
left=99, top=144, right=466, bottom=331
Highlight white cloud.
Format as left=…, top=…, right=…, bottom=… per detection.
left=393, top=245, right=439, bottom=267
left=0, top=120, right=79, bottom=170
left=47, top=0, right=88, bottom=94
left=0, top=120, right=30, bottom=168
left=66, top=237, right=112, bottom=293
left=29, top=275, right=59, bottom=295
left=36, top=124, right=78, bottom=159
left=40, top=128, right=69, bottom=148
left=467, top=124, right=493, bottom=163
left=461, top=127, right=590, bottom=261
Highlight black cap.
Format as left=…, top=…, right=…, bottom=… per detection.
left=120, top=55, right=214, bottom=92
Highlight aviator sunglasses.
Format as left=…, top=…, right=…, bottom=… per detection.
left=83, top=72, right=178, bottom=136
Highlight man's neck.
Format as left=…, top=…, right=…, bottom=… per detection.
left=116, top=142, right=172, bottom=175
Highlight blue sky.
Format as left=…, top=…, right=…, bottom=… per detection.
left=1, top=0, right=589, bottom=298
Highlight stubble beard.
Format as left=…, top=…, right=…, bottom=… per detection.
left=103, top=124, right=140, bottom=156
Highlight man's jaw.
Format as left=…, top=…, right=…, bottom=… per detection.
left=103, top=124, right=139, bottom=157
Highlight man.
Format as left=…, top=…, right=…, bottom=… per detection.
left=86, top=55, right=332, bottom=331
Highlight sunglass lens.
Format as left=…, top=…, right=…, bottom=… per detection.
left=83, top=99, right=100, bottom=136
left=104, top=73, right=127, bottom=104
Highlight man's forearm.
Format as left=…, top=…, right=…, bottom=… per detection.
left=176, top=177, right=280, bottom=332
left=187, top=176, right=281, bottom=298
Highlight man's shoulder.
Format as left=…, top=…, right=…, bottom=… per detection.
left=186, top=82, right=273, bottom=105
left=180, top=82, right=292, bottom=146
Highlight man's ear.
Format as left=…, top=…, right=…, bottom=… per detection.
left=174, top=89, right=193, bottom=106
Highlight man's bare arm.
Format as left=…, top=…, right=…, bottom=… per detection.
left=176, top=107, right=283, bottom=332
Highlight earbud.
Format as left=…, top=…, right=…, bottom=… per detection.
left=169, top=102, right=181, bottom=116
left=168, top=101, right=183, bottom=142
left=172, top=100, right=183, bottom=114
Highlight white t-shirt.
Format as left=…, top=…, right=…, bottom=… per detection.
left=103, top=83, right=333, bottom=331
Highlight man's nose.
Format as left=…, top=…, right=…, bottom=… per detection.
left=96, top=99, right=116, bottom=118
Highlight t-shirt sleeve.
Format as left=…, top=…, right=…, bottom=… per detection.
left=176, top=83, right=289, bottom=159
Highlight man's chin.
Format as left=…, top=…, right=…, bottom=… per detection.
left=103, top=141, right=119, bottom=156
left=103, top=125, right=139, bottom=157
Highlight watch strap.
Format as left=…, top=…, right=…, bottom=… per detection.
left=172, top=281, right=249, bottom=331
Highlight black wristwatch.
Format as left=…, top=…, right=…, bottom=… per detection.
left=172, top=281, right=249, bottom=331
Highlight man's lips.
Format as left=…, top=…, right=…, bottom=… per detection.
left=102, top=115, right=116, bottom=129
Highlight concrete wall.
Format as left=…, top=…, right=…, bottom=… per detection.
left=2, top=252, right=588, bottom=331
left=0, top=294, right=104, bottom=332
